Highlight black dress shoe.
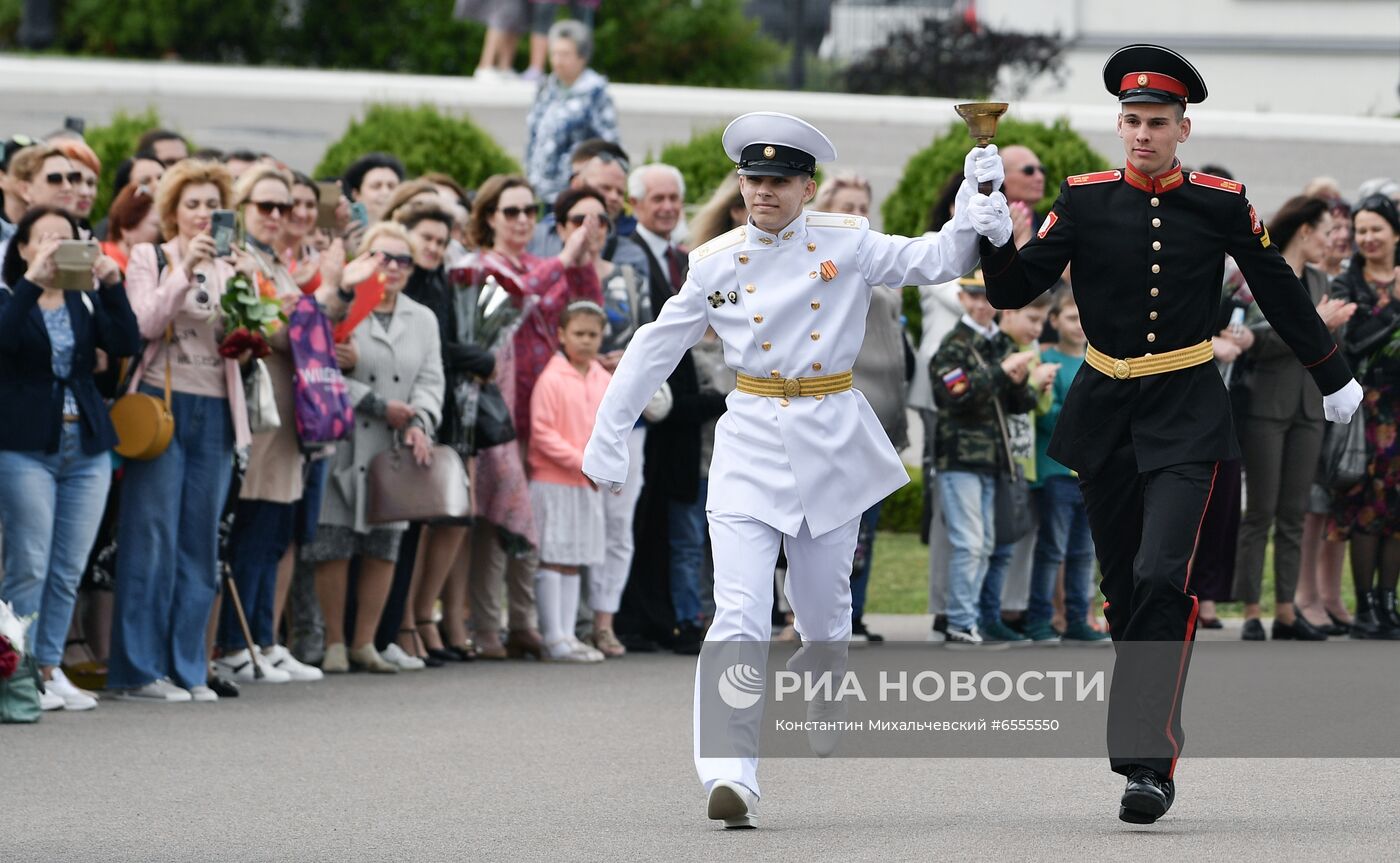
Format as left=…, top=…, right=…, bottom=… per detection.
left=1241, top=618, right=1266, bottom=641
left=1119, top=766, right=1175, bottom=824
left=207, top=672, right=240, bottom=698
left=1324, top=610, right=1352, bottom=637
left=1197, top=616, right=1223, bottom=630
left=1272, top=612, right=1328, bottom=641
left=673, top=621, right=705, bottom=656
left=617, top=632, right=660, bottom=653
left=851, top=618, right=885, bottom=643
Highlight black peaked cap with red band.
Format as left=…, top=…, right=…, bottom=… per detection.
left=1102, top=44, right=1208, bottom=105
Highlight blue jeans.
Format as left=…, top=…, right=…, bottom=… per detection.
left=850, top=500, right=885, bottom=620
left=978, top=540, right=1017, bottom=627
left=668, top=479, right=708, bottom=625
left=937, top=471, right=996, bottom=630
left=108, top=389, right=233, bottom=690
left=1029, top=475, right=1096, bottom=625
left=217, top=499, right=295, bottom=650
left=0, top=424, right=111, bottom=667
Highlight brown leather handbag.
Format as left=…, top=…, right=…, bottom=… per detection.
left=365, top=435, right=471, bottom=525
left=110, top=326, right=174, bottom=460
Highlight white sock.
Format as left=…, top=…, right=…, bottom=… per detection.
left=535, top=569, right=563, bottom=645
left=559, top=574, right=582, bottom=644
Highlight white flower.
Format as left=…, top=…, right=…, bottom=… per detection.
left=0, top=601, right=33, bottom=659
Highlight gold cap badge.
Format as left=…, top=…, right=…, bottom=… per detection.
left=1137, top=74, right=1148, bottom=86
left=763, top=145, right=776, bottom=158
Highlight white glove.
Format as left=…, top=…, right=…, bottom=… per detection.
left=967, top=192, right=1012, bottom=247
left=1323, top=379, right=1363, bottom=423
left=584, top=471, right=624, bottom=495
left=641, top=382, right=673, bottom=423
left=963, top=144, right=1004, bottom=193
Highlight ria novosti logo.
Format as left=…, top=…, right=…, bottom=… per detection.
left=717, top=663, right=764, bottom=709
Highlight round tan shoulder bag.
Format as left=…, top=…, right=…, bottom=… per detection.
left=109, top=325, right=174, bottom=460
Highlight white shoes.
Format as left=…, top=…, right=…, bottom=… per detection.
left=381, top=643, right=426, bottom=671
left=262, top=644, right=323, bottom=681
left=44, top=668, right=98, bottom=711
left=544, top=638, right=603, bottom=663
left=214, top=648, right=291, bottom=684
left=113, top=677, right=193, bottom=703
left=706, top=780, right=758, bottom=829
left=188, top=684, right=219, bottom=703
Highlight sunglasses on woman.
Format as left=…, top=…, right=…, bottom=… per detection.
left=497, top=203, right=541, bottom=220
left=44, top=171, right=82, bottom=186
left=565, top=212, right=612, bottom=230
left=248, top=200, right=293, bottom=216
left=375, top=251, right=415, bottom=268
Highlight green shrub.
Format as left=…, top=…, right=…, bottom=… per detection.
left=658, top=128, right=730, bottom=205
left=54, top=0, right=290, bottom=63
left=314, top=104, right=519, bottom=190
left=882, top=116, right=1107, bottom=341
left=594, top=0, right=782, bottom=88
left=879, top=466, right=923, bottom=534
left=85, top=108, right=171, bottom=222
left=290, top=0, right=486, bottom=75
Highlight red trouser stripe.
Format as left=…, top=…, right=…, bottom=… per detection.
left=1164, top=461, right=1219, bottom=778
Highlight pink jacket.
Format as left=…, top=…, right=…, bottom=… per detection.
left=124, top=241, right=252, bottom=449
left=528, top=353, right=611, bottom=486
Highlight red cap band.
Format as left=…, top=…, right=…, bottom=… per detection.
left=1119, top=71, right=1188, bottom=98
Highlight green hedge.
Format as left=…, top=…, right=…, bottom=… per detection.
left=593, top=0, right=781, bottom=88
left=657, top=128, right=730, bottom=205
left=882, top=117, right=1108, bottom=341
left=880, top=465, right=923, bottom=534
left=85, top=108, right=173, bottom=222
left=315, top=104, right=518, bottom=188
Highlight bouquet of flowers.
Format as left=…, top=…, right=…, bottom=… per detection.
left=0, top=600, right=31, bottom=680
left=449, top=266, right=525, bottom=456
left=219, top=270, right=285, bottom=359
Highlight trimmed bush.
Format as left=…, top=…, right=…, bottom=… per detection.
left=658, top=128, right=730, bottom=205
left=314, top=104, right=519, bottom=190
left=593, top=0, right=782, bottom=88
left=85, top=108, right=171, bottom=222
left=879, top=466, right=923, bottom=534
left=54, top=0, right=290, bottom=64
left=882, top=117, right=1108, bottom=341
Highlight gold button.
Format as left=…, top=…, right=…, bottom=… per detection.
left=1152, top=241, right=1162, bottom=251
left=1151, top=287, right=1160, bottom=297
left=1147, top=333, right=1157, bottom=343
left=814, top=394, right=824, bottom=401
left=810, top=331, right=820, bottom=341
left=1152, top=218, right=1161, bottom=227
left=782, top=231, right=794, bottom=240
left=745, top=284, right=756, bottom=293
left=779, top=398, right=790, bottom=408
left=753, top=314, right=764, bottom=323
left=1151, top=264, right=1160, bottom=274
left=808, top=271, right=818, bottom=279
left=807, top=243, right=816, bottom=252
left=812, top=361, right=822, bottom=371
left=739, top=255, right=749, bottom=264
left=1150, top=311, right=1159, bottom=320
left=1150, top=197, right=1160, bottom=207
left=761, top=341, right=771, bottom=351
left=811, top=300, right=821, bottom=310
left=770, top=370, right=781, bottom=378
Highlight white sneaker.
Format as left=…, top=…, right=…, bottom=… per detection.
left=544, top=638, right=596, bottom=663
left=706, top=780, right=758, bottom=829
left=381, top=642, right=426, bottom=671
left=39, top=688, right=65, bottom=711
left=262, top=644, right=323, bottom=681
left=114, top=677, right=193, bottom=703
left=47, top=668, right=98, bottom=711
left=188, top=685, right=219, bottom=703
left=568, top=637, right=605, bottom=663
left=214, top=648, right=291, bottom=683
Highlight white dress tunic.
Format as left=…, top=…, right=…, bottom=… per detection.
left=584, top=184, right=978, bottom=538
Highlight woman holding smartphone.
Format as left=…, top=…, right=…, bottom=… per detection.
left=0, top=205, right=139, bottom=711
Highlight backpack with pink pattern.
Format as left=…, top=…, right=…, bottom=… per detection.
left=287, top=295, right=352, bottom=450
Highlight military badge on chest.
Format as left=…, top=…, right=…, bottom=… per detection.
left=709, top=290, right=743, bottom=308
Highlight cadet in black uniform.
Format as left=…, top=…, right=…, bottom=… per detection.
left=963, top=44, right=1364, bottom=825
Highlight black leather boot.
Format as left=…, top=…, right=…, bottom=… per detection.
left=1349, top=591, right=1381, bottom=639
left=1375, top=589, right=1400, bottom=640
left=1120, top=766, right=1176, bottom=824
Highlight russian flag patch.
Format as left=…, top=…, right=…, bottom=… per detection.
left=941, top=367, right=969, bottom=396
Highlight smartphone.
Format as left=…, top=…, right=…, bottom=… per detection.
left=54, top=239, right=100, bottom=291
left=316, top=181, right=341, bottom=231
left=349, top=201, right=369, bottom=229
left=211, top=209, right=237, bottom=257
left=63, top=116, right=85, bottom=136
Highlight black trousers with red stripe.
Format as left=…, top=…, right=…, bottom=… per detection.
left=1080, top=439, right=1218, bottom=779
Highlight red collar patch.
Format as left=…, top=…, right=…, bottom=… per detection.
left=1124, top=162, right=1185, bottom=194
left=1067, top=170, right=1122, bottom=187
left=1188, top=171, right=1243, bottom=194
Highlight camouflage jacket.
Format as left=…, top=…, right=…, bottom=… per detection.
left=931, top=320, right=1038, bottom=473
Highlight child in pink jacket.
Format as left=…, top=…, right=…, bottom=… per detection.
left=529, top=300, right=612, bottom=662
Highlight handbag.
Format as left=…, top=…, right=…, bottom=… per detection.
left=1321, top=413, right=1367, bottom=489
left=0, top=654, right=43, bottom=724
left=969, top=344, right=1035, bottom=545
left=110, top=325, right=175, bottom=460
left=468, top=380, right=516, bottom=455
left=365, top=434, right=471, bottom=525
left=243, top=357, right=282, bottom=435
left=287, top=295, right=353, bottom=449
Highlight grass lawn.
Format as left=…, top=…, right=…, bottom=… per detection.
left=864, top=531, right=1356, bottom=617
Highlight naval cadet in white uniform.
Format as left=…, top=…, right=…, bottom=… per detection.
left=583, top=111, right=1003, bottom=828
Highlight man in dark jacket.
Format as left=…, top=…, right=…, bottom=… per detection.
left=931, top=274, right=1038, bottom=645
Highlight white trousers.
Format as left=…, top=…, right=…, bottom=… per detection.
left=588, top=425, right=645, bottom=613
left=693, top=510, right=860, bottom=799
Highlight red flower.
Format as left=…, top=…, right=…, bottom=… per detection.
left=219, top=328, right=272, bottom=359
left=0, top=636, right=18, bottom=680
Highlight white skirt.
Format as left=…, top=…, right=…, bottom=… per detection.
left=529, top=480, right=605, bottom=566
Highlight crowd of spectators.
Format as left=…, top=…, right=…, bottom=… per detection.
left=3, top=20, right=1399, bottom=720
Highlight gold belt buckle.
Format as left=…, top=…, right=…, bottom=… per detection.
left=1112, top=359, right=1131, bottom=380
left=783, top=378, right=801, bottom=398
